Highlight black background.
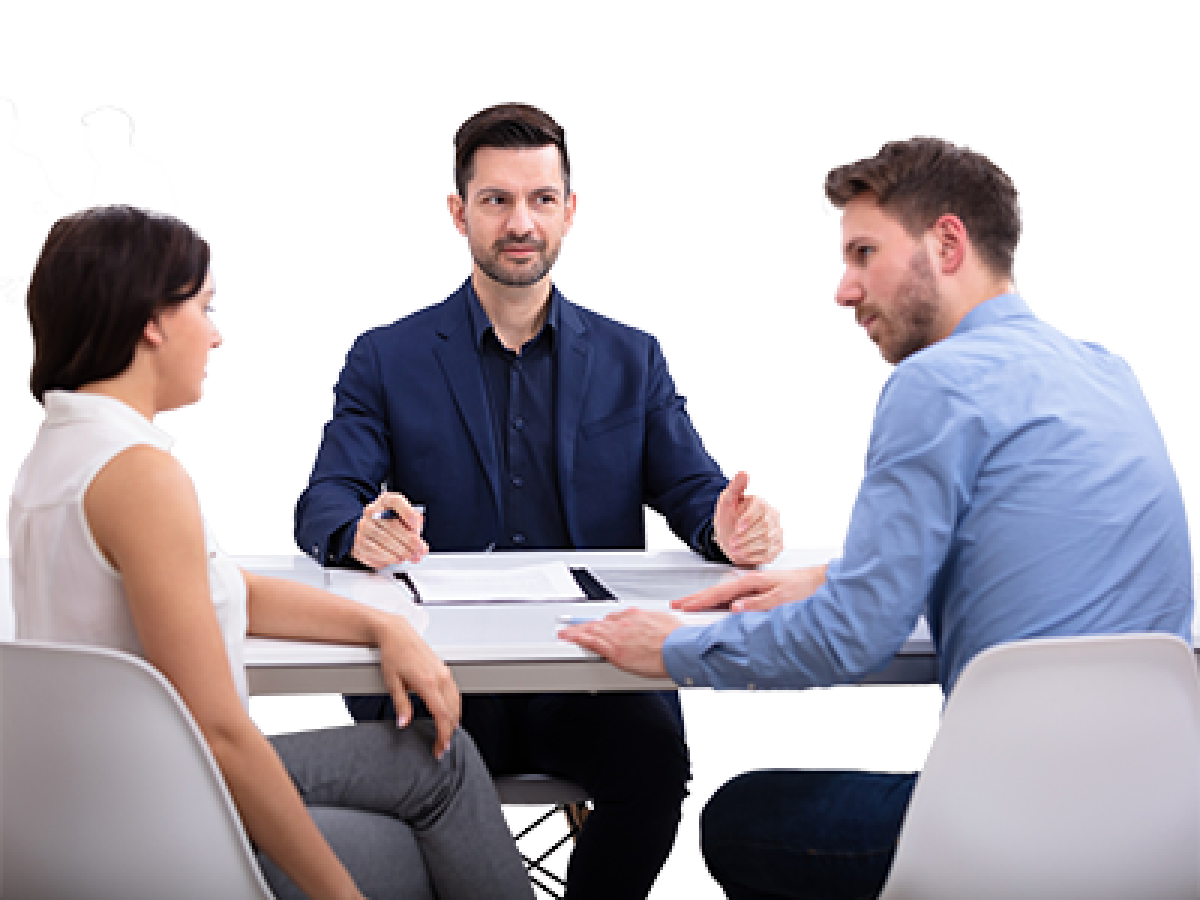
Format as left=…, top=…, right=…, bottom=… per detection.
left=0, top=82, right=1180, bottom=897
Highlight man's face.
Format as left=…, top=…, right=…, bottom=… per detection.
left=450, top=144, right=575, bottom=289
left=836, top=195, right=943, bottom=365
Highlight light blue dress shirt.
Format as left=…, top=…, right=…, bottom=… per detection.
left=663, top=294, right=1193, bottom=694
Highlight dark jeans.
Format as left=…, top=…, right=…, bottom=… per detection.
left=347, top=691, right=690, bottom=900
left=701, top=769, right=918, bottom=900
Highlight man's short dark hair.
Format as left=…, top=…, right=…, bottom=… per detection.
left=78, top=103, right=135, bottom=141
left=454, top=103, right=570, bottom=199
left=825, top=137, right=1021, bottom=278
left=27, top=205, right=210, bottom=403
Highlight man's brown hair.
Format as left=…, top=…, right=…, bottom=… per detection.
left=453, top=103, right=570, bottom=199
left=825, top=137, right=1021, bottom=278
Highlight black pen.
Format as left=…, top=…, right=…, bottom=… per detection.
left=374, top=504, right=425, bottom=522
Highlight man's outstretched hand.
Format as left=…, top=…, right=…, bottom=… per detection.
left=673, top=565, right=828, bottom=613
left=558, top=608, right=683, bottom=679
left=713, top=471, right=784, bottom=566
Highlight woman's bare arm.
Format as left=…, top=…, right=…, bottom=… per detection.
left=243, top=572, right=460, bottom=756
left=85, top=444, right=364, bottom=900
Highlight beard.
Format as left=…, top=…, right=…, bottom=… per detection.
left=473, top=234, right=560, bottom=288
left=877, top=248, right=940, bottom=364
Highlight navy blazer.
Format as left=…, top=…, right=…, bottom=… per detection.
left=295, top=281, right=728, bottom=564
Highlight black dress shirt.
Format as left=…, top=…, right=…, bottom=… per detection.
left=467, top=283, right=572, bottom=551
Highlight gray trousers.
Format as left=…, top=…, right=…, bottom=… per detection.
left=259, top=720, right=534, bottom=900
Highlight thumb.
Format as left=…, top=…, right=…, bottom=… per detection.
left=719, top=471, right=749, bottom=512
left=733, top=584, right=785, bottom=612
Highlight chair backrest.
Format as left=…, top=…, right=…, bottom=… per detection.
left=1, top=639, right=275, bottom=899
left=880, top=633, right=1200, bottom=900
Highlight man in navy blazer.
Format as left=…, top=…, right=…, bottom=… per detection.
left=296, top=103, right=783, bottom=899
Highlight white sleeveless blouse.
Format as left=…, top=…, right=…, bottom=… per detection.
left=8, top=390, right=249, bottom=707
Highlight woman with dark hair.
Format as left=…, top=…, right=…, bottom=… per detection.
left=10, top=206, right=534, bottom=900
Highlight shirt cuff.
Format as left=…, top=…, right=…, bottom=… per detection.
left=662, top=624, right=711, bottom=688
left=695, top=517, right=732, bottom=565
left=327, top=520, right=369, bottom=570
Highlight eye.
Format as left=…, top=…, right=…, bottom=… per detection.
left=855, top=245, right=875, bottom=264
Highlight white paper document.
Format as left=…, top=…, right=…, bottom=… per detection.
left=399, top=562, right=587, bottom=605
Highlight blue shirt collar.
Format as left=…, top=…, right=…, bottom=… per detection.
left=465, top=278, right=560, bottom=351
left=951, top=293, right=1033, bottom=338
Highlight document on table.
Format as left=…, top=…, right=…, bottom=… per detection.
left=394, top=562, right=590, bottom=605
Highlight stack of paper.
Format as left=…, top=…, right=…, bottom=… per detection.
left=399, top=563, right=587, bottom=605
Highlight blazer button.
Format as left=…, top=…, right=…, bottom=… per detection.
left=513, top=533, right=526, bottom=545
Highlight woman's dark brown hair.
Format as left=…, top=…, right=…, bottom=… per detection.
left=27, top=205, right=210, bottom=403
left=825, top=137, right=1021, bottom=279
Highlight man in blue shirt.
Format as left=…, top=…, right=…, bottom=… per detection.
left=295, top=103, right=784, bottom=900
left=562, top=137, right=1193, bottom=899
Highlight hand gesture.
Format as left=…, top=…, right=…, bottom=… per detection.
left=374, top=615, right=461, bottom=758
left=558, top=609, right=682, bottom=679
left=712, top=471, right=784, bottom=567
left=673, top=565, right=827, bottom=613
left=352, top=491, right=428, bottom=569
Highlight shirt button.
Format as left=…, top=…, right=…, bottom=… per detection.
left=512, top=475, right=524, bottom=488
left=513, top=533, right=526, bottom=545
left=512, top=416, right=525, bottom=430
left=685, top=677, right=694, bottom=687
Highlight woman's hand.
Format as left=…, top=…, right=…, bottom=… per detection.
left=373, top=614, right=461, bottom=758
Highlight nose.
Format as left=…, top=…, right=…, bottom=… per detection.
left=506, top=198, right=535, bottom=237
left=210, top=322, right=223, bottom=350
left=835, top=267, right=861, bottom=308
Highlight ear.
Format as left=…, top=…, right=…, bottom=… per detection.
left=930, top=214, right=968, bottom=275
left=562, top=191, right=577, bottom=236
left=142, top=318, right=165, bottom=348
left=447, top=193, right=468, bottom=236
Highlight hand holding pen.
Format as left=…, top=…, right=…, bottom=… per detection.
left=351, top=490, right=428, bottom=569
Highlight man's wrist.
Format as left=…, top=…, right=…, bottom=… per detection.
left=697, top=517, right=732, bottom=565
left=661, top=626, right=706, bottom=688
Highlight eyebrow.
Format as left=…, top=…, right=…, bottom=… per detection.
left=474, top=185, right=563, bottom=199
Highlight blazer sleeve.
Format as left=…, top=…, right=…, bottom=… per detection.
left=294, top=333, right=392, bottom=566
left=640, top=336, right=729, bottom=561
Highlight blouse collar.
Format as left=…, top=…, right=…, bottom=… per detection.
left=42, top=390, right=174, bottom=451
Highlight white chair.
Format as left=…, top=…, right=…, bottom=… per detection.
left=1, top=639, right=275, bottom=899
left=880, top=633, right=1200, bottom=900
left=495, top=773, right=590, bottom=899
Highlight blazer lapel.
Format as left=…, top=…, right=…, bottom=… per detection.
left=556, top=295, right=593, bottom=541
left=432, top=287, right=503, bottom=516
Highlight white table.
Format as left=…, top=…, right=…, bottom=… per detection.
left=8, top=551, right=1199, bottom=694
left=239, top=549, right=938, bottom=695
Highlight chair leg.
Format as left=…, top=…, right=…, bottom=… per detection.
left=510, top=803, right=592, bottom=899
